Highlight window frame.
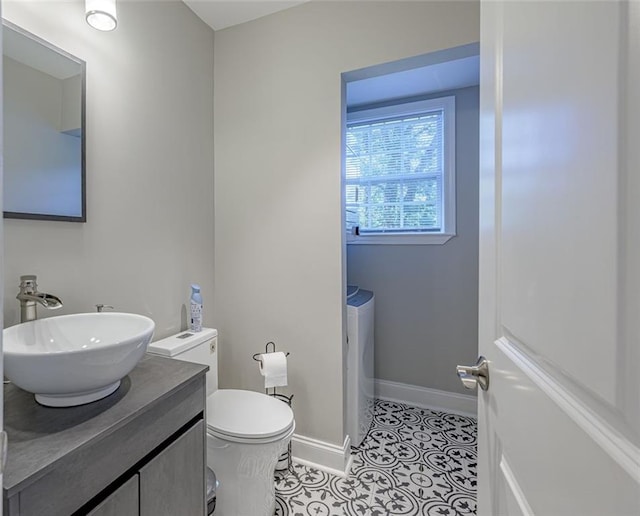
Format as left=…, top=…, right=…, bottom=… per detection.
left=345, top=96, right=456, bottom=245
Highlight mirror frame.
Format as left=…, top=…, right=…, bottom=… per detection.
left=2, top=19, right=86, bottom=223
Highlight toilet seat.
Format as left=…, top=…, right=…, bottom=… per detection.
left=206, top=389, right=295, bottom=444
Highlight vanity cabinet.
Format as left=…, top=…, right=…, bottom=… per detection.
left=139, top=420, right=205, bottom=516
left=87, top=477, right=138, bottom=516
left=3, top=355, right=208, bottom=516
left=86, top=420, right=205, bottom=516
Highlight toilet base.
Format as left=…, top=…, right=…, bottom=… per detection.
left=206, top=428, right=294, bottom=516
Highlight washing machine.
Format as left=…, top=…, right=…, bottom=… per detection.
left=346, top=285, right=375, bottom=448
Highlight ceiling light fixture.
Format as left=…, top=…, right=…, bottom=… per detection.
left=85, top=0, right=118, bottom=32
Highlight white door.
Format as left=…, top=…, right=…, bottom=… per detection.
left=0, top=4, right=4, bottom=514
left=476, top=0, right=640, bottom=514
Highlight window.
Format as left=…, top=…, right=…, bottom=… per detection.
left=345, top=96, right=455, bottom=245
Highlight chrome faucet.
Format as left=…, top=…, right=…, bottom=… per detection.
left=16, top=275, right=63, bottom=323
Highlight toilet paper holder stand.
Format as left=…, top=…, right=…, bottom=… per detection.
left=252, top=341, right=292, bottom=399
left=252, top=341, right=293, bottom=472
left=252, top=340, right=290, bottom=366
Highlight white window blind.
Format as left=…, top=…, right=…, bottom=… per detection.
left=345, top=96, right=455, bottom=243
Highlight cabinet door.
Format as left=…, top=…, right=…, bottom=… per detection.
left=139, top=420, right=205, bottom=516
left=87, top=475, right=139, bottom=516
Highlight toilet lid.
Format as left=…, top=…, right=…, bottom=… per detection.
left=206, top=389, right=294, bottom=441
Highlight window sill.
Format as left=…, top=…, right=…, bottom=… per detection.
left=346, top=233, right=455, bottom=245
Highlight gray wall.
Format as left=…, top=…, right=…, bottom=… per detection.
left=213, top=2, right=480, bottom=446
left=3, top=1, right=215, bottom=338
left=347, top=86, right=479, bottom=396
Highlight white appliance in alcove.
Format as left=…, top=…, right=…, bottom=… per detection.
left=346, top=285, right=375, bottom=448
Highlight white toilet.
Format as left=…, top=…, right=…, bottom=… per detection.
left=148, top=328, right=295, bottom=516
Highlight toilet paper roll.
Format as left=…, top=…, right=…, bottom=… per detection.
left=258, top=352, right=288, bottom=389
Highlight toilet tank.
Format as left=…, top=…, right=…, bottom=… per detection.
left=147, top=327, right=218, bottom=396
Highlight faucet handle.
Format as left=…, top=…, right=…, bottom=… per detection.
left=95, top=304, right=114, bottom=313
left=19, top=275, right=37, bottom=293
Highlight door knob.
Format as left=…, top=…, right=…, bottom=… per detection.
left=456, top=356, right=490, bottom=391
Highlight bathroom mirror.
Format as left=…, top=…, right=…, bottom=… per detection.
left=2, top=20, right=86, bottom=222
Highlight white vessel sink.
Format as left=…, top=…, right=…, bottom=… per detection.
left=4, top=312, right=155, bottom=407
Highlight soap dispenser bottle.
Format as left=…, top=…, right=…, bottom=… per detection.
left=190, top=284, right=203, bottom=332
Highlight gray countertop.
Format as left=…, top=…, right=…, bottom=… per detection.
left=3, top=354, right=208, bottom=496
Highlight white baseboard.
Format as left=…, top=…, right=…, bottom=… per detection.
left=291, top=434, right=353, bottom=477
left=290, top=382, right=474, bottom=475
left=375, top=379, right=477, bottom=417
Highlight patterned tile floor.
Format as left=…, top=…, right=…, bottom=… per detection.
left=275, top=399, right=477, bottom=516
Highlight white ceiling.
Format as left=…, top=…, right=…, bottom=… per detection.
left=347, top=55, right=480, bottom=108
left=183, top=0, right=308, bottom=31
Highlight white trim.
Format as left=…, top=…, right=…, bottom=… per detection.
left=291, top=434, right=352, bottom=477
left=375, top=379, right=477, bottom=417
left=496, top=337, right=640, bottom=484
left=347, top=233, right=454, bottom=245
left=345, top=96, right=457, bottom=243
left=442, top=95, right=457, bottom=238
left=499, top=455, right=534, bottom=516
left=348, top=96, right=452, bottom=124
